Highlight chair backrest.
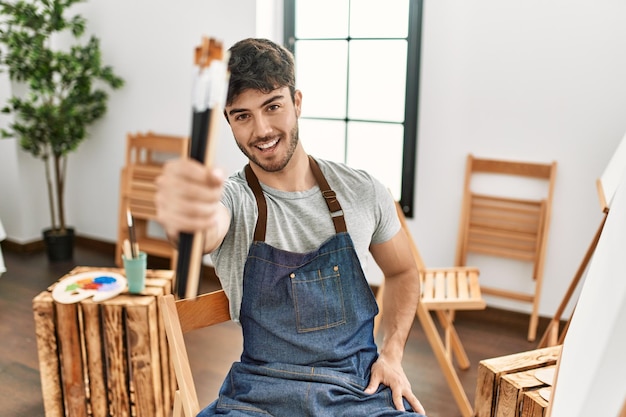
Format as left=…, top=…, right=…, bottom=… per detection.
left=123, top=131, right=189, bottom=220
left=454, top=154, right=556, bottom=341
left=124, top=131, right=190, bottom=166
left=159, top=290, right=230, bottom=417
left=455, top=154, right=557, bottom=279
left=116, top=132, right=189, bottom=267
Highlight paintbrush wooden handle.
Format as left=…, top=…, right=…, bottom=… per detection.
left=123, top=239, right=132, bottom=259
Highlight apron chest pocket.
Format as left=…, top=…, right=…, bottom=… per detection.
left=291, top=265, right=346, bottom=333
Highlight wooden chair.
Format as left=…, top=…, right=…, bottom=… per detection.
left=159, top=290, right=230, bottom=417
left=116, top=132, right=189, bottom=268
left=454, top=154, right=557, bottom=342
left=375, top=201, right=486, bottom=417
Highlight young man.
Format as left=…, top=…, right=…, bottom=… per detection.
left=156, top=38, right=426, bottom=416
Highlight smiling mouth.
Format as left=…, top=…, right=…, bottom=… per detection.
left=256, top=138, right=279, bottom=151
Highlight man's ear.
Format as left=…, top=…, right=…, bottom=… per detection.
left=294, top=90, right=303, bottom=117
left=223, top=109, right=231, bottom=125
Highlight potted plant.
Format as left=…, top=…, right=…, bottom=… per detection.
left=0, top=0, right=123, bottom=261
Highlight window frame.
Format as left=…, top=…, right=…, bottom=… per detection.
left=283, top=0, right=423, bottom=217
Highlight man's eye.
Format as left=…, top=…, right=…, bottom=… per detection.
left=268, top=104, right=280, bottom=111
left=236, top=114, right=250, bottom=121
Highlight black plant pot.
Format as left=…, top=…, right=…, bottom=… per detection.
left=43, top=227, right=75, bottom=262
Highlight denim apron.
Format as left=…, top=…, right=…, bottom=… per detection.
left=198, top=156, right=418, bottom=416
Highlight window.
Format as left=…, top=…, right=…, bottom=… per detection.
left=284, top=0, right=423, bottom=216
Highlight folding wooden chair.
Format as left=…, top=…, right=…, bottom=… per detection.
left=116, top=131, right=189, bottom=268
left=159, top=290, right=230, bottom=417
left=375, top=201, right=486, bottom=417
left=455, top=154, right=557, bottom=342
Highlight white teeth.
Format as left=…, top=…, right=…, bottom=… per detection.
left=258, top=139, right=278, bottom=149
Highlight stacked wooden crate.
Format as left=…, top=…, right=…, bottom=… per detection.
left=32, top=267, right=176, bottom=417
left=474, top=345, right=561, bottom=417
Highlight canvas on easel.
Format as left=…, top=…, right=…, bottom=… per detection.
left=537, top=131, right=626, bottom=347
left=545, top=131, right=626, bottom=417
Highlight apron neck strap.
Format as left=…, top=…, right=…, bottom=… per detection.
left=244, top=156, right=347, bottom=242
left=244, top=164, right=268, bottom=242
left=308, top=155, right=347, bottom=234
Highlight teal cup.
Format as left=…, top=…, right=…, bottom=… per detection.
left=122, top=251, right=147, bottom=294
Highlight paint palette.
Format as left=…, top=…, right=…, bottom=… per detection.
left=52, top=271, right=127, bottom=304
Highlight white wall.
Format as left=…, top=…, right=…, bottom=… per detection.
left=1, top=0, right=626, bottom=318
left=0, top=0, right=258, bottom=243
left=0, top=75, right=50, bottom=240
left=414, top=0, right=626, bottom=316
left=65, top=0, right=259, bottom=242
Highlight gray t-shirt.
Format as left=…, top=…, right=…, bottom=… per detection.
left=210, top=158, right=400, bottom=321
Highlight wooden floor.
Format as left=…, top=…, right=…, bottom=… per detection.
left=0, top=243, right=550, bottom=417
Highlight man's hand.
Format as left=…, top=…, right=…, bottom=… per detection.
left=155, top=158, right=228, bottom=252
left=364, top=353, right=426, bottom=415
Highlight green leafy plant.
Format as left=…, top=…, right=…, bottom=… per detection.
left=0, top=0, right=123, bottom=235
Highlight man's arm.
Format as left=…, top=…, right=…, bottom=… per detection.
left=365, top=227, right=425, bottom=414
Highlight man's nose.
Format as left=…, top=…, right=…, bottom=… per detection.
left=253, top=115, right=272, bottom=137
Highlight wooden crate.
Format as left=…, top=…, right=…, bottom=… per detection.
left=495, top=365, right=555, bottom=417
left=474, top=345, right=561, bottom=417
left=520, top=389, right=550, bottom=417
left=32, top=267, right=176, bottom=417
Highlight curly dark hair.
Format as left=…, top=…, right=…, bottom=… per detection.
left=226, top=38, right=296, bottom=106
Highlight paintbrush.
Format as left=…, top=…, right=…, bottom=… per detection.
left=126, top=209, right=139, bottom=258
left=123, top=238, right=133, bottom=260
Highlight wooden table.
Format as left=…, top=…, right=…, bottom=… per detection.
left=32, top=266, right=175, bottom=417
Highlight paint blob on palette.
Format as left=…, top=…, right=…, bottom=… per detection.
left=52, top=271, right=127, bottom=304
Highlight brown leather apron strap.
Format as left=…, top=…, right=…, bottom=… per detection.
left=244, top=164, right=268, bottom=241
left=308, top=155, right=347, bottom=234
left=244, top=156, right=348, bottom=242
